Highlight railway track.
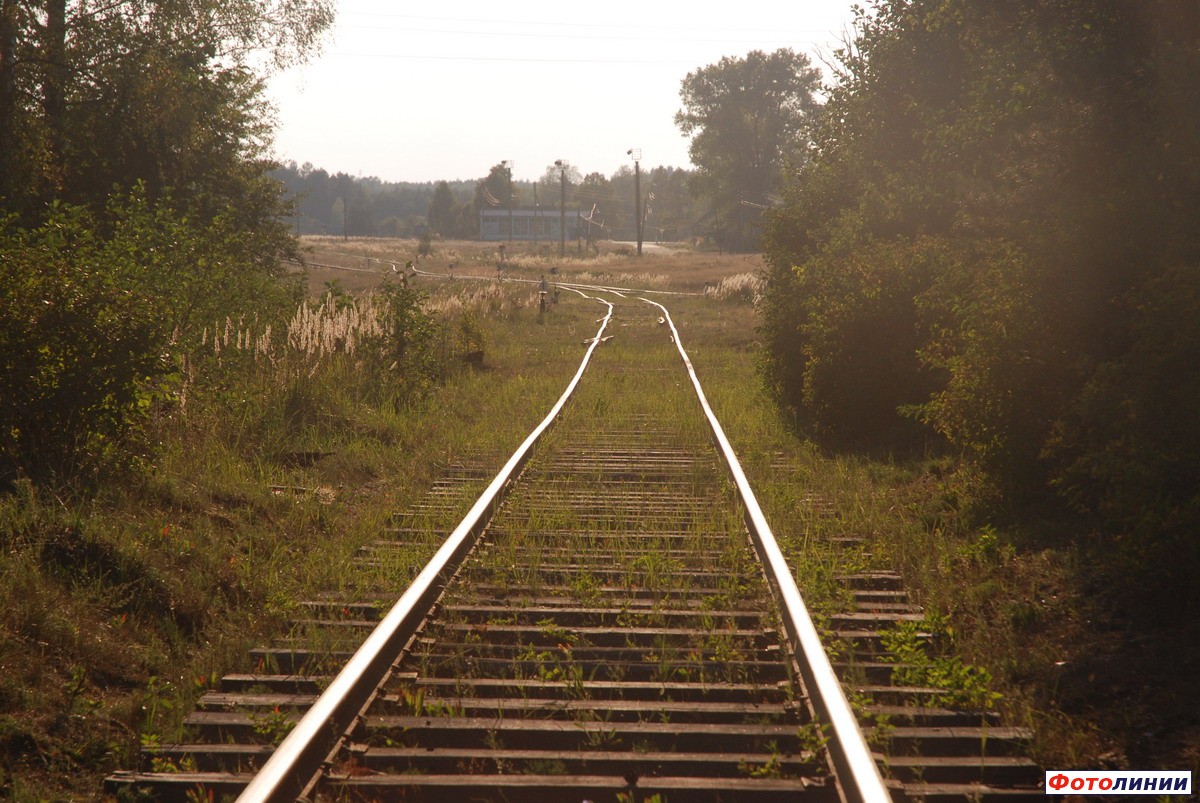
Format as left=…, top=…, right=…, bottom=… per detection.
left=107, top=291, right=1041, bottom=801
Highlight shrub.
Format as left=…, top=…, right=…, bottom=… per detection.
left=909, top=239, right=1075, bottom=494
left=0, top=187, right=298, bottom=488
left=761, top=235, right=944, bottom=448
left=379, top=281, right=445, bottom=403
left=0, top=207, right=167, bottom=487
left=1044, top=264, right=1200, bottom=568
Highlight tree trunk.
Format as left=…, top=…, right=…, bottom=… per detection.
left=43, top=0, right=67, bottom=192
left=0, top=0, right=18, bottom=201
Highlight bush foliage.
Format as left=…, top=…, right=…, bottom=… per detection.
left=761, top=0, right=1200, bottom=581
left=0, top=186, right=324, bottom=486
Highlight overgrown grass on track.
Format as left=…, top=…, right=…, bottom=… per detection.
left=0, top=273, right=603, bottom=800
left=3, top=242, right=1162, bottom=798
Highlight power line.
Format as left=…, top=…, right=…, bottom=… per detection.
left=335, top=23, right=826, bottom=47
left=338, top=10, right=838, bottom=38
left=328, top=52, right=697, bottom=65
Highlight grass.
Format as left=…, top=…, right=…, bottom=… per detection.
left=680, top=289, right=1198, bottom=776
left=408, top=303, right=788, bottom=739
left=0, top=259, right=603, bottom=799
left=4, top=238, right=1192, bottom=797
left=295, top=235, right=766, bottom=296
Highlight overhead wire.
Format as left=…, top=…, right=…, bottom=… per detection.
left=328, top=9, right=840, bottom=64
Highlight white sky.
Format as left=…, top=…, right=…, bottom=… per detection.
left=264, top=1, right=861, bottom=184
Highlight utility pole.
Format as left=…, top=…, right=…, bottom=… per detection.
left=642, top=185, right=653, bottom=245
left=555, top=159, right=568, bottom=257
left=627, top=148, right=643, bottom=256
left=533, top=184, right=539, bottom=247
left=340, top=174, right=349, bottom=241
left=501, top=160, right=514, bottom=245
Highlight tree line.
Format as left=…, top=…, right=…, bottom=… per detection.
left=758, top=0, right=1200, bottom=602
left=275, top=161, right=701, bottom=244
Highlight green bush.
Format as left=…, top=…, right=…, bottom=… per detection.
left=0, top=206, right=167, bottom=486
left=793, top=236, right=944, bottom=448
left=909, top=239, right=1074, bottom=494
left=378, top=281, right=446, bottom=405
left=0, top=189, right=298, bottom=487
left=762, top=0, right=1200, bottom=539
left=1045, top=264, right=1200, bottom=550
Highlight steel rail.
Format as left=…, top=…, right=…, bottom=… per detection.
left=293, top=253, right=702, bottom=298
left=404, top=261, right=703, bottom=297
left=236, top=295, right=615, bottom=803
left=281, top=258, right=379, bottom=274
left=643, top=297, right=892, bottom=803
left=294, top=255, right=702, bottom=298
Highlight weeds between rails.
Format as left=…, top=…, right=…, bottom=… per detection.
left=0, top=273, right=597, bottom=800
left=12, top=241, right=1087, bottom=799
left=297, top=240, right=1137, bottom=776
left=298, top=295, right=843, bottom=800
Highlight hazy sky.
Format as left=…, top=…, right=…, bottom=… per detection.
left=265, top=1, right=861, bottom=184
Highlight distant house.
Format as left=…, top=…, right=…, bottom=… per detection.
left=479, top=207, right=583, bottom=242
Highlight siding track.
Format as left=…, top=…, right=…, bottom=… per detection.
left=107, top=291, right=1039, bottom=802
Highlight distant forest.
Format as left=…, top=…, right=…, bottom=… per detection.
left=273, top=161, right=703, bottom=242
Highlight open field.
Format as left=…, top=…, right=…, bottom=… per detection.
left=294, top=236, right=766, bottom=297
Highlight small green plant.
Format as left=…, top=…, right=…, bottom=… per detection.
left=184, top=784, right=215, bottom=803
left=399, top=688, right=461, bottom=718
left=617, top=794, right=665, bottom=803
left=456, top=312, right=486, bottom=363
left=739, top=740, right=785, bottom=778
left=249, top=706, right=294, bottom=746
left=525, top=758, right=568, bottom=775
left=537, top=618, right=577, bottom=646
left=581, top=725, right=622, bottom=750
left=417, top=230, right=433, bottom=257
left=569, top=570, right=603, bottom=606
left=797, top=721, right=829, bottom=755
left=881, top=620, right=1002, bottom=710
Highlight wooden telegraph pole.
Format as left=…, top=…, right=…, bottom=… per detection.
left=555, top=160, right=567, bottom=257
left=502, top=160, right=514, bottom=245
left=628, top=149, right=643, bottom=256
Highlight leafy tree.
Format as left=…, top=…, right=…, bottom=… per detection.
left=0, top=187, right=299, bottom=486
left=642, top=166, right=695, bottom=242
left=606, top=166, right=638, bottom=241
left=470, top=163, right=520, bottom=239
left=761, top=0, right=1200, bottom=583
left=426, top=181, right=458, bottom=236
left=0, top=0, right=331, bottom=487
left=0, top=0, right=333, bottom=218
left=477, top=163, right=519, bottom=210
left=676, top=48, right=820, bottom=250
left=341, top=175, right=376, bottom=237
left=0, top=205, right=163, bottom=485
left=539, top=163, right=582, bottom=204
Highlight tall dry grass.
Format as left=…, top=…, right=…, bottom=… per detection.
left=709, top=272, right=765, bottom=303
